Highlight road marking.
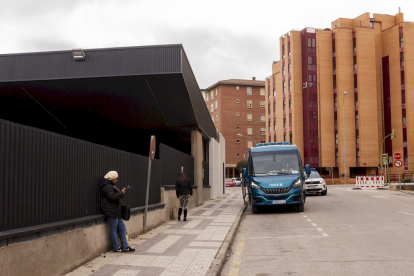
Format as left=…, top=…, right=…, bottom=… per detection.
left=322, top=233, right=329, bottom=237
left=228, top=238, right=245, bottom=276
left=248, top=236, right=327, bottom=239
left=303, top=215, right=307, bottom=218
left=372, top=196, right=388, bottom=199
left=306, top=219, right=312, bottom=222
left=317, top=228, right=323, bottom=231
left=311, top=223, right=317, bottom=227
left=398, top=211, right=414, bottom=217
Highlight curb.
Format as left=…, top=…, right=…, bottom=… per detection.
left=206, top=202, right=248, bottom=276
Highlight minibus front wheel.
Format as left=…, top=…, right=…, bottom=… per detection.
left=252, top=205, right=260, bottom=214
left=296, top=202, right=304, bottom=212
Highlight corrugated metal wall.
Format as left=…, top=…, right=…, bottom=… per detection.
left=160, top=143, right=194, bottom=187
left=0, top=119, right=161, bottom=232
left=0, top=45, right=182, bottom=82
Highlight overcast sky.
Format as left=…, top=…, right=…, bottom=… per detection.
left=1, top=0, right=413, bottom=88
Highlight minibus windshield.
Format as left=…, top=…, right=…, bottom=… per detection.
left=251, top=150, right=300, bottom=176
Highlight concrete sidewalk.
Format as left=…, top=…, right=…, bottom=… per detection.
left=67, top=188, right=245, bottom=276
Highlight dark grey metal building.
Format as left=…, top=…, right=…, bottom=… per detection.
left=0, top=44, right=216, bottom=155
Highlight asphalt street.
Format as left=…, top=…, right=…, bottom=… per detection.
left=221, top=185, right=414, bottom=276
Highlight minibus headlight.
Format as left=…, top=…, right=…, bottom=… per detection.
left=292, top=178, right=301, bottom=188
left=251, top=182, right=260, bottom=189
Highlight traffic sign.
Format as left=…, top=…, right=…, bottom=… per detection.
left=393, top=152, right=402, bottom=160
left=394, top=160, right=403, bottom=168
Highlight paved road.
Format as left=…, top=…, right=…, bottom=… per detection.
left=221, top=185, right=414, bottom=276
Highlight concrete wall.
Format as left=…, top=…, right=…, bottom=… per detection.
left=0, top=206, right=167, bottom=276
left=0, top=185, right=212, bottom=276
left=209, top=133, right=225, bottom=199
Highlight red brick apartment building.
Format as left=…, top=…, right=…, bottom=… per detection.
left=202, top=79, right=266, bottom=177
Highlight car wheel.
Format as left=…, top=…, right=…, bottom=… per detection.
left=297, top=202, right=304, bottom=212
left=252, top=205, right=260, bottom=214
left=321, top=188, right=327, bottom=196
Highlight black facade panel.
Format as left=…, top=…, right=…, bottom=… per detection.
left=203, top=162, right=209, bottom=186
left=0, top=45, right=182, bottom=82
left=160, top=143, right=194, bottom=187
left=181, top=49, right=217, bottom=139
left=0, top=119, right=161, bottom=232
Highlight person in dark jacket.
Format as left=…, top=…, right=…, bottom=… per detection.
left=175, top=172, right=193, bottom=221
left=100, top=171, right=135, bottom=253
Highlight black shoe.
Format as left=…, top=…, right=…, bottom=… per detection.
left=183, top=217, right=187, bottom=221
left=121, top=246, right=135, bottom=253
left=183, top=210, right=187, bottom=221
left=113, top=248, right=122, bottom=253
left=178, top=208, right=182, bottom=221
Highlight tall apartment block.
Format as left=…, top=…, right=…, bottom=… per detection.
left=203, top=79, right=266, bottom=177
left=266, top=11, right=413, bottom=177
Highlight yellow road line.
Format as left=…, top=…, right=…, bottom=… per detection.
left=228, top=238, right=246, bottom=276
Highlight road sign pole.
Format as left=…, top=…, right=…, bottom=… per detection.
left=144, top=135, right=156, bottom=233
left=398, top=167, right=401, bottom=191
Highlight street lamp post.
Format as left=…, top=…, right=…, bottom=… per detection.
left=343, top=91, right=347, bottom=184
left=237, top=133, right=257, bottom=146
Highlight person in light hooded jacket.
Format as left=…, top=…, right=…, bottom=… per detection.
left=100, top=171, right=135, bottom=253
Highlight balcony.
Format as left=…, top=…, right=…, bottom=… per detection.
left=354, top=87, right=358, bottom=93
left=401, top=66, right=404, bottom=71
left=401, top=84, right=405, bottom=90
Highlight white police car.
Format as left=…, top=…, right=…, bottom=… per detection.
left=305, top=171, right=327, bottom=195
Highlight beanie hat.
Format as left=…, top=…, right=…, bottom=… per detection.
left=104, top=171, right=118, bottom=180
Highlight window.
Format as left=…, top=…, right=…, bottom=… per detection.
left=274, top=121, right=276, bottom=131
left=215, top=115, right=218, bottom=122
left=247, top=100, right=253, bottom=108
left=260, top=114, right=265, bottom=122
left=236, top=99, right=240, bottom=103
left=401, top=52, right=404, bottom=67
left=283, top=65, right=285, bottom=75
left=273, top=89, right=276, bottom=97
left=236, top=126, right=240, bottom=130
left=312, top=38, right=316, bottom=48
left=206, top=94, right=209, bottom=101
left=288, top=61, right=291, bottom=73
left=247, top=127, right=253, bottom=135
left=260, top=101, right=265, bottom=109
left=289, top=78, right=291, bottom=91
left=215, top=100, right=217, bottom=109
left=261, top=140, right=266, bottom=143
left=334, top=94, right=337, bottom=107
left=283, top=81, right=286, bottom=93
left=355, top=113, right=359, bottom=125
left=236, top=112, right=240, bottom=116
left=261, top=128, right=265, bottom=135
left=402, top=109, right=406, bottom=123
left=247, top=141, right=253, bottom=148
left=211, top=91, right=214, bottom=99
left=210, top=104, right=214, bottom=112
left=260, top=88, right=265, bottom=96
left=237, top=139, right=240, bottom=143
left=370, top=21, right=373, bottom=28
left=236, top=86, right=239, bottom=90
left=400, top=35, right=404, bottom=48
left=357, top=149, right=360, bottom=162
left=247, top=87, right=252, bottom=95
left=215, top=89, right=218, bottom=95
left=247, top=113, right=252, bottom=121
left=335, top=132, right=338, bottom=144
left=237, top=153, right=240, bottom=157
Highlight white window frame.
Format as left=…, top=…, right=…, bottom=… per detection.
left=215, top=100, right=217, bottom=109
left=260, top=88, right=265, bottom=96
left=260, top=114, right=265, bottom=122
left=210, top=91, right=214, bottom=99
left=247, top=140, right=253, bottom=148
left=236, top=112, right=240, bottom=116
left=247, top=100, right=253, bottom=108
left=260, top=101, right=265, bottom=109
left=247, top=127, right=253, bottom=135
left=247, top=113, right=253, bottom=121
left=236, top=99, right=240, bottom=103
left=261, top=128, right=265, bottom=135
left=247, top=87, right=252, bottom=95
left=236, top=86, right=239, bottom=90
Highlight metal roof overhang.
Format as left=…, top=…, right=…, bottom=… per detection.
left=0, top=45, right=216, bottom=155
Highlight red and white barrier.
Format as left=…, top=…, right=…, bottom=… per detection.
left=355, top=176, right=384, bottom=188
